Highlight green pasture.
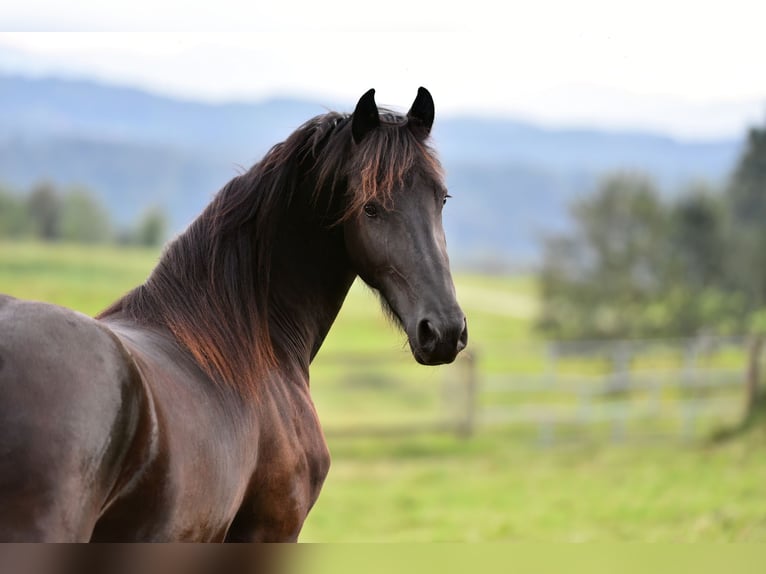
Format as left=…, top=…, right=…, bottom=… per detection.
left=1, top=241, right=765, bottom=541
left=303, top=429, right=766, bottom=542
left=0, top=241, right=158, bottom=316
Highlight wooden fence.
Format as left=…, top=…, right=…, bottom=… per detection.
left=479, top=336, right=751, bottom=444
left=312, top=336, right=755, bottom=444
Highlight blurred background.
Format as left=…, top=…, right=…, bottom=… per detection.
left=1, top=1, right=766, bottom=541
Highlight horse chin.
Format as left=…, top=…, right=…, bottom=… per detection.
left=408, top=339, right=459, bottom=366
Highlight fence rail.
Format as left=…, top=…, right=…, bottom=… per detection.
left=312, top=336, right=756, bottom=444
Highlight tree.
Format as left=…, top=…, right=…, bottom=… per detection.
left=133, top=207, right=167, bottom=247
left=538, top=174, right=744, bottom=340
left=0, top=186, right=31, bottom=238
left=26, top=181, right=61, bottom=240
left=669, top=183, right=725, bottom=287
left=724, top=121, right=766, bottom=418
left=664, top=183, right=742, bottom=335
left=59, top=187, right=112, bottom=244
left=538, top=173, right=672, bottom=339
left=725, top=124, right=766, bottom=310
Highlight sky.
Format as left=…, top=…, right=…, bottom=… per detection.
left=2, top=1, right=766, bottom=139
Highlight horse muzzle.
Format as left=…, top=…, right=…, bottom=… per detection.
left=408, top=312, right=468, bottom=365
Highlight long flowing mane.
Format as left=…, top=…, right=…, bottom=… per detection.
left=98, top=109, right=444, bottom=391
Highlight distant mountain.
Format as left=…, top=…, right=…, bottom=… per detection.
left=435, top=118, right=738, bottom=187
left=0, top=135, right=233, bottom=228
left=0, top=74, right=745, bottom=265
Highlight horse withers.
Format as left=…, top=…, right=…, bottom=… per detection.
left=0, top=88, right=467, bottom=541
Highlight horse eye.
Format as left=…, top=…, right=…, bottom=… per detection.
left=443, top=194, right=452, bottom=206
left=363, top=203, right=378, bottom=218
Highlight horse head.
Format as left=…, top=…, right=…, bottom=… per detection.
left=342, top=88, right=468, bottom=365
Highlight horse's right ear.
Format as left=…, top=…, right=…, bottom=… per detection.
left=352, top=88, right=380, bottom=144
left=407, top=87, right=435, bottom=136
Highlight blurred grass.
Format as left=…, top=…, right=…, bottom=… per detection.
left=303, top=428, right=766, bottom=542
left=0, top=241, right=160, bottom=316
left=2, top=240, right=765, bottom=541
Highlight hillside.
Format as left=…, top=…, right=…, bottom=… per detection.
left=0, top=74, right=744, bottom=264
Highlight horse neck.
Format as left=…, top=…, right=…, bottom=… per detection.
left=266, top=202, right=357, bottom=374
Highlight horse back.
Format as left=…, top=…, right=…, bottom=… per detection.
left=0, top=295, right=146, bottom=541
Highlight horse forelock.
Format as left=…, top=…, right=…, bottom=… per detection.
left=314, top=109, right=444, bottom=219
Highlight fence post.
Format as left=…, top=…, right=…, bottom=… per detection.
left=745, top=335, right=764, bottom=419
left=545, top=342, right=558, bottom=386
left=682, top=338, right=699, bottom=389
left=611, top=341, right=631, bottom=392
left=679, top=339, right=701, bottom=440
left=459, top=350, right=479, bottom=438
left=609, top=342, right=631, bottom=441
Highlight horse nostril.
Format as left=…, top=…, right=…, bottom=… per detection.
left=457, top=318, right=468, bottom=352
left=417, top=319, right=440, bottom=352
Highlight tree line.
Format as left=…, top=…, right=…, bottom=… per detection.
left=0, top=182, right=167, bottom=247
left=538, top=118, right=766, bottom=418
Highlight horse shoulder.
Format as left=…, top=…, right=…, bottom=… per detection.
left=226, top=375, right=331, bottom=542
left=93, top=321, right=257, bottom=541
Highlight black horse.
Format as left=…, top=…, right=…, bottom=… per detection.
left=0, top=88, right=467, bottom=542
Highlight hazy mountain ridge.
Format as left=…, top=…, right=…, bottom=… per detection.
left=0, top=74, right=744, bottom=264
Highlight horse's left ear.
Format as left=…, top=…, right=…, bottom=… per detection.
left=407, top=87, right=435, bottom=136
left=352, top=88, right=380, bottom=144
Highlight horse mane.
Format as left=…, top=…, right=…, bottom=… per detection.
left=98, top=108, right=443, bottom=392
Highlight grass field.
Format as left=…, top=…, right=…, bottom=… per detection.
left=303, top=429, right=766, bottom=542
left=1, top=240, right=765, bottom=541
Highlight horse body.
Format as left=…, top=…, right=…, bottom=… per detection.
left=1, top=287, right=339, bottom=542
left=0, top=88, right=466, bottom=541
